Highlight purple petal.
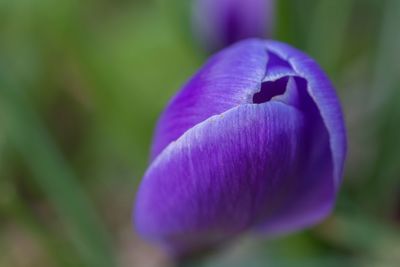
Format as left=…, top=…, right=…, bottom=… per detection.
left=265, top=40, right=347, bottom=188
left=151, top=40, right=267, bottom=159
left=255, top=82, right=334, bottom=235
left=136, top=101, right=309, bottom=255
left=254, top=41, right=347, bottom=234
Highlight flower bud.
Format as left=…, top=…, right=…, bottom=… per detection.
left=135, top=39, right=347, bottom=256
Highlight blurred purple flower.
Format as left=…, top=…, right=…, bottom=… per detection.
left=135, top=39, right=347, bottom=256
left=192, top=0, right=275, bottom=51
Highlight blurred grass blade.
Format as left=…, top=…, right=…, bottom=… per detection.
left=318, top=212, right=400, bottom=266
left=0, top=79, right=116, bottom=267
left=307, top=0, right=353, bottom=74
left=1, top=179, right=86, bottom=267
left=362, top=0, right=400, bottom=213
left=371, top=0, right=400, bottom=108
left=275, top=0, right=311, bottom=49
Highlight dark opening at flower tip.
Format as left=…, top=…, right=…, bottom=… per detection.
left=134, top=39, right=347, bottom=256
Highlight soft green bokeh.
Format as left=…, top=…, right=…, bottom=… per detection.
left=0, top=0, right=399, bottom=266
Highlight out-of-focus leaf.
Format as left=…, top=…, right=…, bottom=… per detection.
left=0, top=77, right=117, bottom=267
left=316, top=212, right=400, bottom=266
left=0, top=178, right=84, bottom=267
left=307, top=0, right=354, bottom=75
left=361, top=0, right=400, bottom=215
left=275, top=0, right=310, bottom=49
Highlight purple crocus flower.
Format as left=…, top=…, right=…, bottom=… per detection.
left=192, top=0, right=275, bottom=51
left=135, top=39, right=347, bottom=256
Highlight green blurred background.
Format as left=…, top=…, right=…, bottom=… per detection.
left=0, top=0, right=399, bottom=266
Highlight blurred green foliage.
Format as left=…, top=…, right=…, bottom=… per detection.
left=0, top=0, right=399, bottom=266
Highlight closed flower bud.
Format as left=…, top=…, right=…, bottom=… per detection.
left=135, top=39, right=347, bottom=256
left=192, top=0, right=275, bottom=51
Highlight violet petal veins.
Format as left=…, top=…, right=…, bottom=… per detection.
left=134, top=39, right=347, bottom=256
